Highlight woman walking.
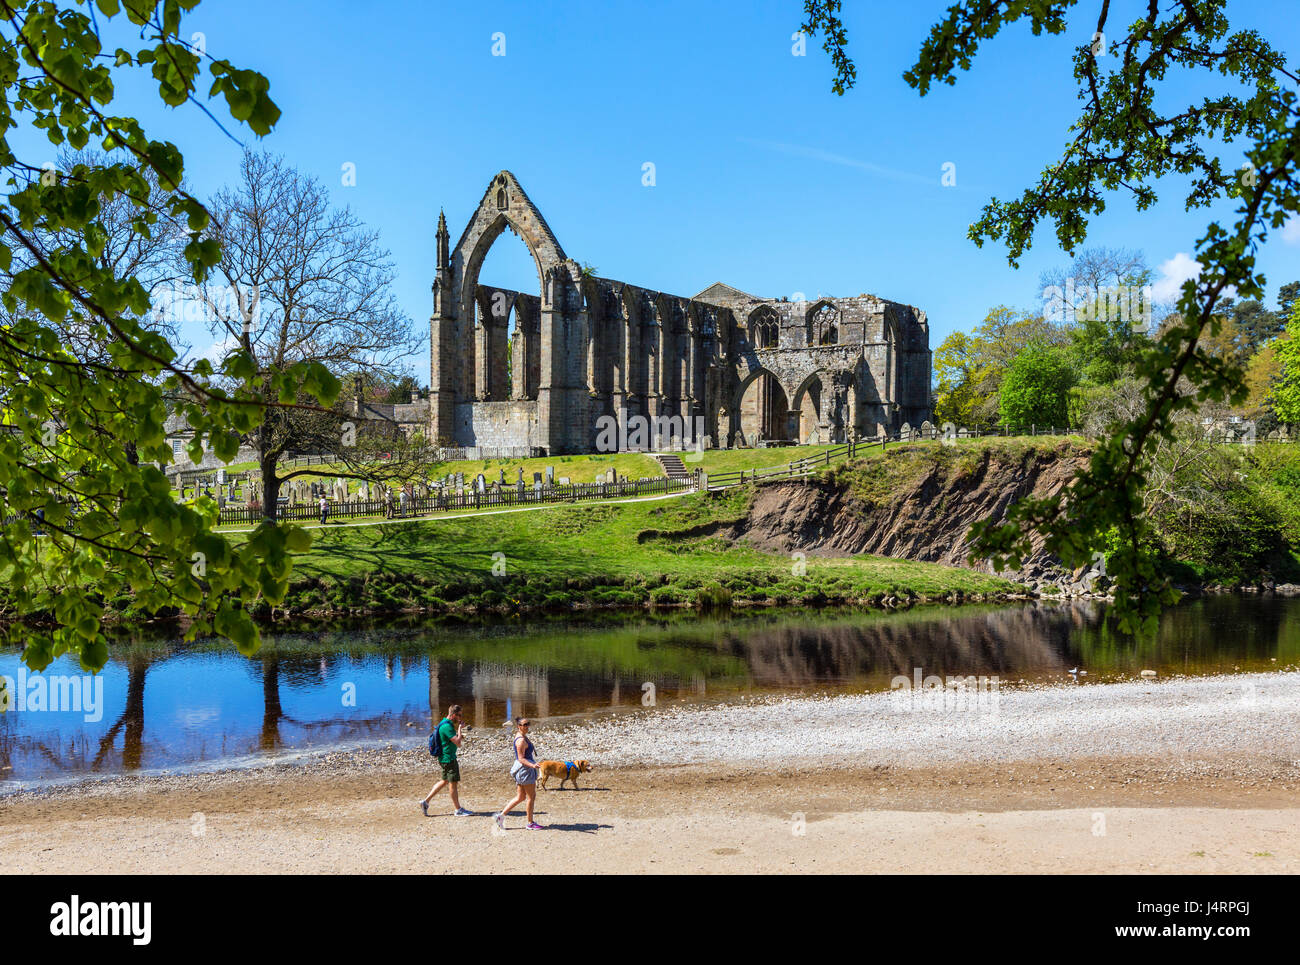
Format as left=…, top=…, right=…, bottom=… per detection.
left=494, top=718, right=542, bottom=830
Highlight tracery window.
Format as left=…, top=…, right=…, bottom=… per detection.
left=748, top=308, right=779, bottom=349
left=809, top=303, right=839, bottom=345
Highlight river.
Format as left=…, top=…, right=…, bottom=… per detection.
left=1, top=594, right=1296, bottom=786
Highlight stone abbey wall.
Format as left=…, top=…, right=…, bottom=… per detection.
left=430, top=171, right=931, bottom=454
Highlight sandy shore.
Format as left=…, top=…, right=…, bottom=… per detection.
left=3, top=672, right=1298, bottom=874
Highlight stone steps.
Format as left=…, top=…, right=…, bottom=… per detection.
left=656, top=453, right=691, bottom=480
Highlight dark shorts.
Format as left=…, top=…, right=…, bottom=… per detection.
left=439, top=759, right=460, bottom=783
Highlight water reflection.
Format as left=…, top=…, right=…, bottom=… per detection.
left=1, top=595, right=1295, bottom=785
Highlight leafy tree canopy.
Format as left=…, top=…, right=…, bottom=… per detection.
left=998, top=343, right=1076, bottom=429
left=804, top=0, right=1300, bottom=633
left=0, top=0, right=336, bottom=671
left=1273, top=305, right=1300, bottom=425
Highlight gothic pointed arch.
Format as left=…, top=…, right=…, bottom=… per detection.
left=747, top=305, right=780, bottom=349
left=806, top=299, right=839, bottom=346
left=453, top=172, right=567, bottom=319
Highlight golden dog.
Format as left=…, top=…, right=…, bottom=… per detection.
left=537, top=759, right=593, bottom=790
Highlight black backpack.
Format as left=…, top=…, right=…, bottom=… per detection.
left=428, top=719, right=445, bottom=758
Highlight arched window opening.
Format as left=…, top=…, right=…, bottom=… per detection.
left=809, top=303, right=839, bottom=346
left=476, top=224, right=539, bottom=401
left=748, top=308, right=780, bottom=349
left=739, top=372, right=791, bottom=444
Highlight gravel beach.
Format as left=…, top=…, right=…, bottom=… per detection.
left=3, top=671, right=1298, bottom=874
left=533, top=669, right=1300, bottom=768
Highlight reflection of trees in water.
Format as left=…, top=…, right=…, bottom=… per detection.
left=1070, top=594, right=1299, bottom=670
left=0, top=654, right=155, bottom=777
left=258, top=653, right=420, bottom=750
left=420, top=605, right=1109, bottom=702
left=725, top=604, right=1100, bottom=687
left=92, top=653, right=149, bottom=770
left=261, top=656, right=286, bottom=750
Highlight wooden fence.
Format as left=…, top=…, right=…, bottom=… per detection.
left=217, top=473, right=698, bottom=526
left=705, top=425, right=1077, bottom=488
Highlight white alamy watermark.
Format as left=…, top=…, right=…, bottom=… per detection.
left=1, top=668, right=104, bottom=722
left=1042, top=280, right=1154, bottom=331
left=151, top=281, right=262, bottom=330
left=49, top=896, right=150, bottom=945
left=594, top=410, right=707, bottom=454
left=889, top=667, right=1000, bottom=714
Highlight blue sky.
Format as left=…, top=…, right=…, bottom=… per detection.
left=32, top=1, right=1300, bottom=378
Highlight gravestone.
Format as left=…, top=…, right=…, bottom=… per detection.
left=558, top=477, right=570, bottom=485
left=533, top=471, right=542, bottom=486
left=475, top=474, right=486, bottom=494
left=544, top=465, right=554, bottom=486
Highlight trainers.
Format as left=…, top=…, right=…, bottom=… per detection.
left=420, top=800, right=429, bottom=817
left=454, top=808, right=473, bottom=816
left=494, top=812, right=505, bottom=830
left=527, top=822, right=543, bottom=831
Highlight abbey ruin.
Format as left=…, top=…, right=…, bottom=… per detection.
left=428, top=171, right=931, bottom=455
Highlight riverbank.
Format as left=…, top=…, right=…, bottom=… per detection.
left=5, top=671, right=1297, bottom=873
left=258, top=486, right=1025, bottom=618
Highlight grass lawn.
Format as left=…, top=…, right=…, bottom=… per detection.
left=689, top=444, right=839, bottom=475
left=275, top=486, right=1019, bottom=615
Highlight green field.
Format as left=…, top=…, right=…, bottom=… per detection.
left=267, top=484, right=1019, bottom=616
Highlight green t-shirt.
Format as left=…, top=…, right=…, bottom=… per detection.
left=438, top=718, right=458, bottom=763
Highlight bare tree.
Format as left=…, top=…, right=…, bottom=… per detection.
left=200, top=151, right=422, bottom=519
left=1039, top=247, right=1151, bottom=297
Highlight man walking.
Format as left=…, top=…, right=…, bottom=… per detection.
left=421, top=704, right=473, bottom=817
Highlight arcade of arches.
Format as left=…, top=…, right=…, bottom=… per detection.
left=428, top=172, right=932, bottom=454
